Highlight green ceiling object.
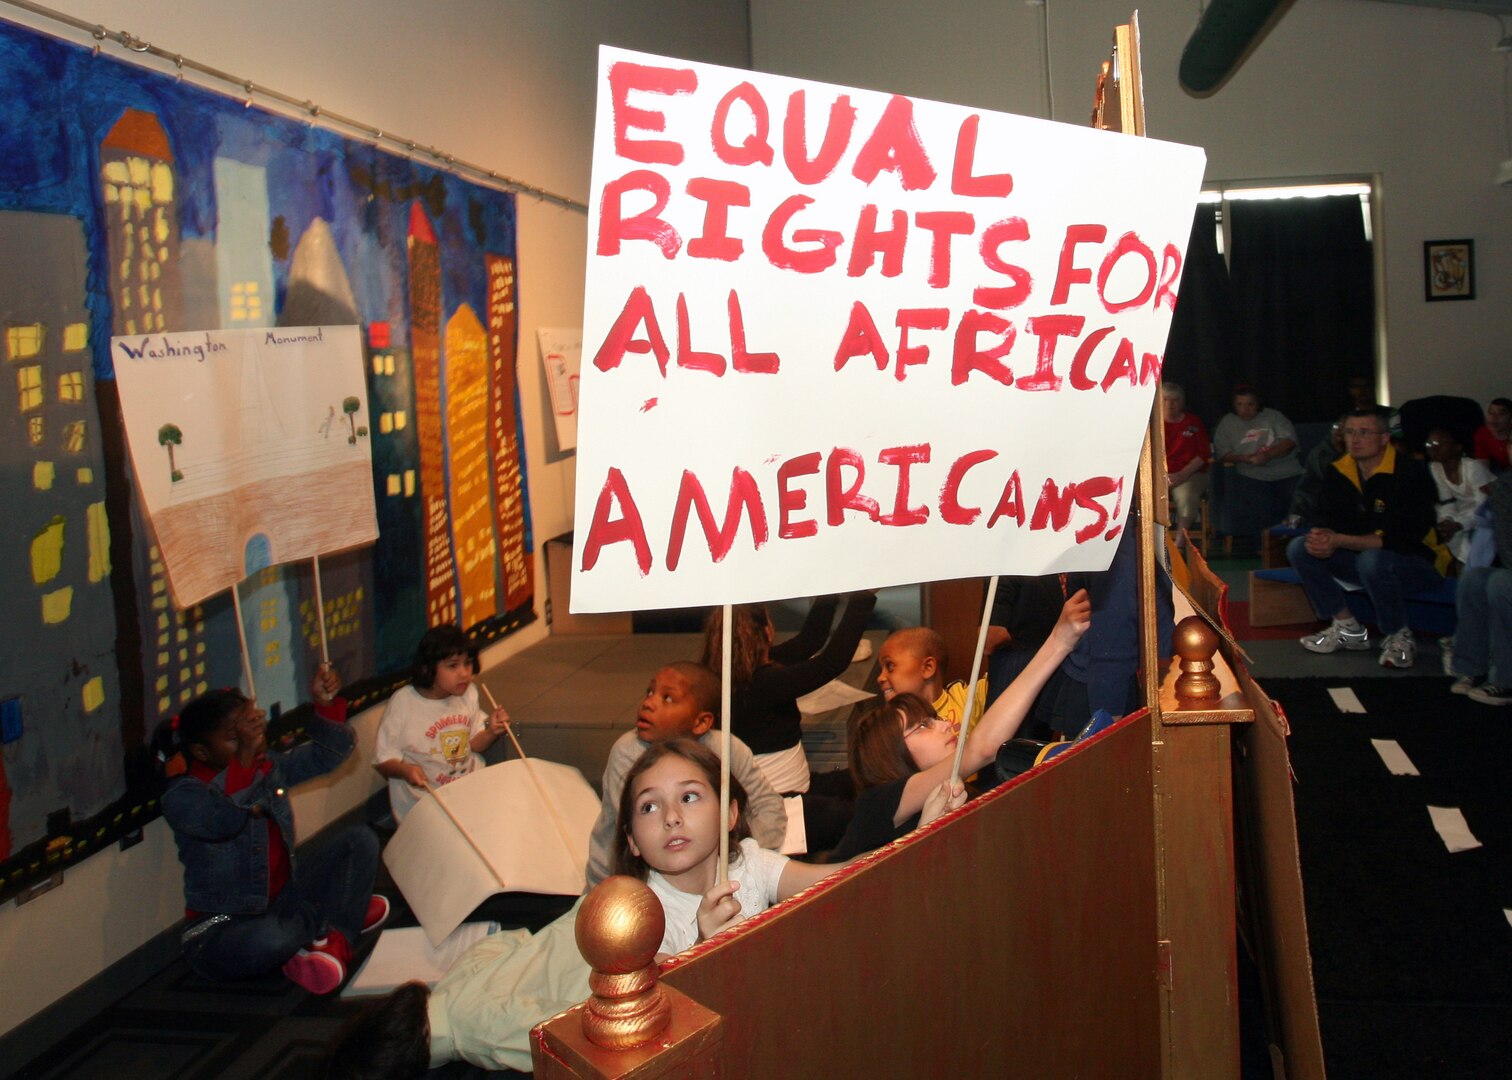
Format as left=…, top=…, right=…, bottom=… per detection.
left=1179, top=0, right=1296, bottom=96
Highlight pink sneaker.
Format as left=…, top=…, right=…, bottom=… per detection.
left=361, top=895, right=391, bottom=935
left=282, top=937, right=346, bottom=994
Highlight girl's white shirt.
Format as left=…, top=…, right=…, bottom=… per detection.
left=646, top=837, right=788, bottom=956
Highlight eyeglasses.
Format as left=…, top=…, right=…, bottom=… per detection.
left=1342, top=428, right=1386, bottom=440
left=902, top=715, right=946, bottom=738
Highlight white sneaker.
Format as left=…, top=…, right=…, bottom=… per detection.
left=1300, top=622, right=1370, bottom=654
left=1378, top=629, right=1416, bottom=669
left=1450, top=675, right=1482, bottom=696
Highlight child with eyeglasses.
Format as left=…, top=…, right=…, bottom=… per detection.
left=830, top=590, right=1090, bottom=861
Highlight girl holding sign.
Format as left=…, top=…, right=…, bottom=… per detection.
left=701, top=591, right=876, bottom=851
left=829, top=589, right=1090, bottom=861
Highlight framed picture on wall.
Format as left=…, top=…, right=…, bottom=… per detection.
left=1424, top=239, right=1475, bottom=301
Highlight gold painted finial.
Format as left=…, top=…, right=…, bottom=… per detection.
left=1173, top=615, right=1221, bottom=705
left=575, top=876, right=672, bottom=1050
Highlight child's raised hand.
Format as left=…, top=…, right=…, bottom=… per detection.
left=234, top=706, right=267, bottom=763
left=485, top=706, right=511, bottom=736
left=695, top=878, right=742, bottom=943
left=919, top=777, right=967, bottom=827
left=1053, top=588, right=1092, bottom=648
left=310, top=663, right=342, bottom=705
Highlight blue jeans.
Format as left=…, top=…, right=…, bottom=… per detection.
left=1285, top=536, right=1442, bottom=635
left=181, top=824, right=378, bottom=981
left=1452, top=566, right=1512, bottom=685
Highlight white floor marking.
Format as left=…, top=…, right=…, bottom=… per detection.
left=1426, top=806, right=1482, bottom=853
left=1370, top=739, right=1420, bottom=776
left=1328, top=687, right=1366, bottom=713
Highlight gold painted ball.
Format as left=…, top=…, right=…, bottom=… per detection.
left=1174, top=615, right=1219, bottom=661
left=576, top=876, right=665, bottom=974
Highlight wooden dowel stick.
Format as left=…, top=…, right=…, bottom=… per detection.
left=311, top=555, right=330, bottom=664
left=949, top=574, right=1000, bottom=785
left=229, top=580, right=257, bottom=700
left=479, top=682, right=580, bottom=868
left=421, top=775, right=508, bottom=891
left=718, top=602, right=732, bottom=885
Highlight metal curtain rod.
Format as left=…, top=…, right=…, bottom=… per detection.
left=1, top=0, right=588, bottom=212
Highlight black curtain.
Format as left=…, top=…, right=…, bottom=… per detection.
left=1226, top=195, right=1374, bottom=423
left=1162, top=203, right=1235, bottom=426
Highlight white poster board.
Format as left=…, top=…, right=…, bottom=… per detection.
left=572, top=47, right=1206, bottom=612
left=110, top=325, right=377, bottom=606
left=537, top=327, right=582, bottom=452
left=382, top=758, right=599, bottom=947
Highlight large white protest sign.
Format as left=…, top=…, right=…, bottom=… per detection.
left=573, top=47, right=1206, bottom=612
left=111, top=325, right=377, bottom=606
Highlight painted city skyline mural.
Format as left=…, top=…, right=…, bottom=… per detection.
left=0, top=17, right=534, bottom=898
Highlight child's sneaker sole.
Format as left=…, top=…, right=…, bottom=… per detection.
left=282, top=948, right=345, bottom=994
left=362, top=895, right=391, bottom=935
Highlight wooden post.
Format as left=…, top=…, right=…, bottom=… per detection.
left=1105, top=15, right=1243, bottom=1077
left=533, top=878, right=724, bottom=1078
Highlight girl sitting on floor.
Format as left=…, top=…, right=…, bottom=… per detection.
left=829, top=589, right=1090, bottom=862
left=153, top=666, right=387, bottom=995
left=327, top=738, right=845, bottom=1076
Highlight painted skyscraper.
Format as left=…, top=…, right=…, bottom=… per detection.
left=407, top=204, right=458, bottom=626
left=0, top=211, right=123, bottom=856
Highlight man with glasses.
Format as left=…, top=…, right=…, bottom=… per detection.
left=1288, top=407, right=1447, bottom=668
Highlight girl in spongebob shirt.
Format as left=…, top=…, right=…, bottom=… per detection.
left=374, top=625, right=510, bottom=822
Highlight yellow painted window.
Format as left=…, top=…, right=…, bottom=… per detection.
left=151, top=162, right=174, bottom=203
left=28, top=416, right=43, bottom=445
left=158, top=695, right=170, bottom=713
left=384, top=355, right=395, bottom=376
left=403, top=469, right=415, bottom=496
left=102, top=160, right=128, bottom=184
left=63, top=323, right=88, bottom=351
left=371, top=354, right=383, bottom=375
left=82, top=677, right=105, bottom=713
left=386, top=473, right=401, bottom=496
left=63, top=420, right=87, bottom=452
left=31, top=516, right=65, bottom=584
left=77, top=467, right=93, bottom=485
left=41, top=586, right=73, bottom=624
left=58, top=371, right=84, bottom=403
left=379, top=412, right=393, bottom=434
left=393, top=410, right=407, bottom=430
left=18, top=365, right=42, bottom=410
left=33, top=462, right=55, bottom=490
left=87, top=502, right=110, bottom=581
left=7, top=323, right=45, bottom=360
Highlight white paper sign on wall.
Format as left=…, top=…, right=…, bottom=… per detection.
left=573, top=46, right=1206, bottom=612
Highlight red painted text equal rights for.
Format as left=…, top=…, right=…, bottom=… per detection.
left=598, top=62, right=1184, bottom=305
left=580, top=446, right=1126, bottom=577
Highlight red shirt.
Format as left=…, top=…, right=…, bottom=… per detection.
left=182, top=698, right=346, bottom=918
left=1473, top=424, right=1510, bottom=470
left=1164, top=412, right=1211, bottom=475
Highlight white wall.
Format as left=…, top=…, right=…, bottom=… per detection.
left=0, top=0, right=749, bottom=1036
left=751, top=0, right=1511, bottom=406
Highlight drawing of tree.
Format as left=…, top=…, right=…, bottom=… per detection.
left=158, top=423, right=184, bottom=481
left=343, top=396, right=360, bottom=444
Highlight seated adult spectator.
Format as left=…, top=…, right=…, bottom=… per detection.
left=1449, top=469, right=1512, bottom=706
left=1212, top=385, right=1304, bottom=539
left=1289, top=407, right=1447, bottom=669
left=1472, top=397, right=1511, bottom=473
left=1161, top=381, right=1210, bottom=546
left=1285, top=416, right=1346, bottom=527
left=1425, top=425, right=1493, bottom=568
